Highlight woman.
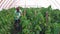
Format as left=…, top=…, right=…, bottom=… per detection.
left=14, top=7, right=22, bottom=34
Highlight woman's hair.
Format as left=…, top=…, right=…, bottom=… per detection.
left=16, top=7, right=20, bottom=12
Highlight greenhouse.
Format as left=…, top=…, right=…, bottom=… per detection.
left=0, top=0, right=60, bottom=34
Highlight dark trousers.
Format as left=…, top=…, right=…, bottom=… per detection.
left=14, top=19, right=22, bottom=34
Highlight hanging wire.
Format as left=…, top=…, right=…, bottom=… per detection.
left=24, top=0, right=26, bottom=9
left=24, top=0, right=26, bottom=16
left=37, top=1, right=38, bottom=8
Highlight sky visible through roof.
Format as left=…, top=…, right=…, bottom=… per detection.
left=0, top=0, right=60, bottom=10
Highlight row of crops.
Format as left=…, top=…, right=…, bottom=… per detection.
left=0, top=6, right=60, bottom=34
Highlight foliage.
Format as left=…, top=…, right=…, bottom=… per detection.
left=0, top=6, right=60, bottom=34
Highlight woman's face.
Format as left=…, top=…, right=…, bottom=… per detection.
left=16, top=7, right=20, bottom=12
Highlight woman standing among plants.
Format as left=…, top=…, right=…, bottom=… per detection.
left=14, top=7, right=22, bottom=34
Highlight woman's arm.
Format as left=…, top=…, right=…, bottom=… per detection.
left=19, top=10, right=22, bottom=16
